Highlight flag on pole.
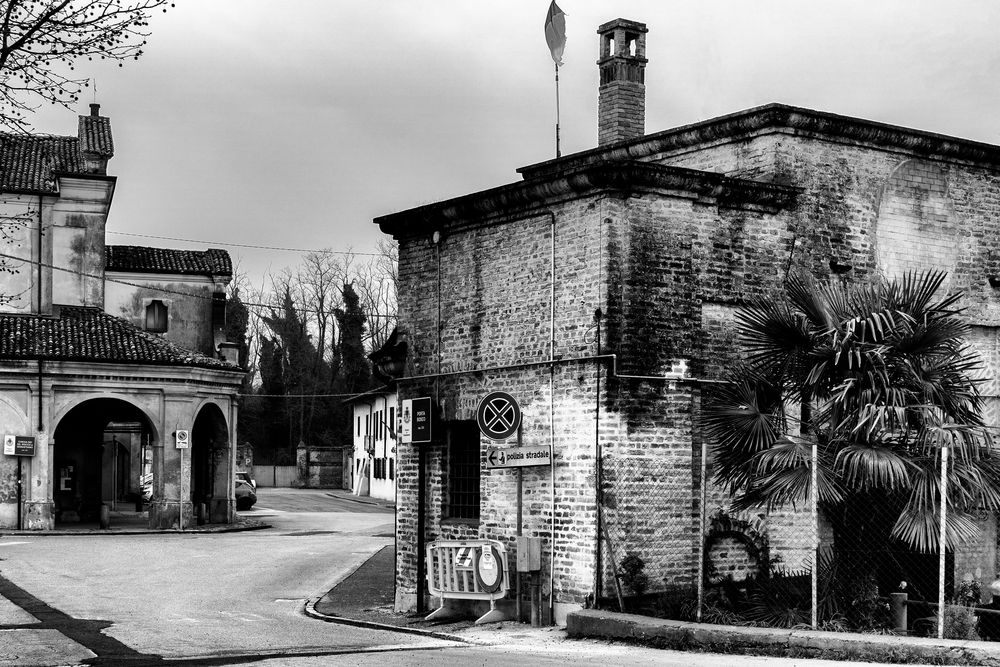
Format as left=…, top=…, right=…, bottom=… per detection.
left=544, top=1, right=567, bottom=66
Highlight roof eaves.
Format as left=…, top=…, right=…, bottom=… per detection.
left=375, top=161, right=800, bottom=238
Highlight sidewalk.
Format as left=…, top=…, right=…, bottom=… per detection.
left=0, top=511, right=269, bottom=536
left=308, top=547, right=1000, bottom=665
left=307, top=544, right=569, bottom=646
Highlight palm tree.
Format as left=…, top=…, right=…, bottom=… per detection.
left=703, top=271, right=1000, bottom=565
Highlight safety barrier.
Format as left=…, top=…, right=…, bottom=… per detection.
left=426, top=539, right=508, bottom=624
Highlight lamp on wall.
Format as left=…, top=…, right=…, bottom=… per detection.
left=369, top=327, right=407, bottom=383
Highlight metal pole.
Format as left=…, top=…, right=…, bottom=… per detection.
left=16, top=457, right=21, bottom=530
left=416, top=444, right=426, bottom=613
left=938, top=444, right=949, bottom=640
left=555, top=63, right=561, bottom=158
left=696, top=435, right=707, bottom=622
left=179, top=447, right=185, bottom=532
left=811, top=440, right=819, bottom=629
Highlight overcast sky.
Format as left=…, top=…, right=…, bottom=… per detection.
left=28, top=0, right=1000, bottom=289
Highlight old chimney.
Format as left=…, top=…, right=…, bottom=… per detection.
left=597, top=19, right=648, bottom=146
left=89, top=103, right=100, bottom=117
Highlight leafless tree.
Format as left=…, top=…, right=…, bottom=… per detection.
left=0, top=0, right=173, bottom=132
left=354, top=238, right=397, bottom=352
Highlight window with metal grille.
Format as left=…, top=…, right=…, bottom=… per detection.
left=446, top=420, right=480, bottom=520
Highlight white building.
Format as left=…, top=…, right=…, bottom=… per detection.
left=345, top=387, right=397, bottom=503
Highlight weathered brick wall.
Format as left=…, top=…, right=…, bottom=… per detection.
left=655, top=130, right=1000, bottom=588
left=391, top=121, right=1000, bottom=618
left=393, top=200, right=610, bottom=611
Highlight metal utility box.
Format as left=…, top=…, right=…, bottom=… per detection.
left=516, top=536, right=542, bottom=572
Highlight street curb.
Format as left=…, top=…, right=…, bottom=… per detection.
left=303, top=598, right=471, bottom=643
left=0, top=522, right=272, bottom=537
left=566, top=609, right=1000, bottom=666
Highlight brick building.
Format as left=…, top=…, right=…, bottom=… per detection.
left=0, top=106, right=243, bottom=530
left=376, top=18, right=1000, bottom=622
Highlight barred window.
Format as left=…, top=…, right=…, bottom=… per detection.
left=446, top=420, right=480, bottom=520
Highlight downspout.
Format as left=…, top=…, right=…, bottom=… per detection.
left=28, top=196, right=44, bottom=530
left=547, top=211, right=556, bottom=624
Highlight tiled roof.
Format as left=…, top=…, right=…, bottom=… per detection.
left=0, top=133, right=81, bottom=193
left=0, top=113, right=113, bottom=194
left=0, top=306, right=239, bottom=371
left=105, top=246, right=233, bottom=278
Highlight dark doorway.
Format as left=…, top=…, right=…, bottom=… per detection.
left=191, top=403, right=231, bottom=523
left=53, top=399, right=154, bottom=525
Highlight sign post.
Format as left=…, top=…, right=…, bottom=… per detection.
left=5, top=435, right=36, bottom=531
left=401, top=397, right=433, bottom=614
left=176, top=430, right=189, bottom=531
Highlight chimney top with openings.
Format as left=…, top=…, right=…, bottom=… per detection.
left=597, top=19, right=648, bottom=146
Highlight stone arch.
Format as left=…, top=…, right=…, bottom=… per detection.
left=53, top=393, right=160, bottom=446
left=51, top=396, right=157, bottom=525
left=191, top=401, right=233, bottom=523
left=875, top=159, right=957, bottom=286
left=0, top=393, right=30, bottom=433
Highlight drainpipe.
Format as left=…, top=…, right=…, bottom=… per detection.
left=594, top=308, right=603, bottom=605
left=547, top=211, right=556, bottom=624
left=26, top=196, right=44, bottom=530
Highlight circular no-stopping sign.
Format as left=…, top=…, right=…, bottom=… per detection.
left=476, top=391, right=521, bottom=440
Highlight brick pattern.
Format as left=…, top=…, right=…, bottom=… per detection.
left=391, top=112, right=1000, bottom=617
left=598, top=80, right=644, bottom=146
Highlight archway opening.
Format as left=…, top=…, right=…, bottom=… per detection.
left=191, top=403, right=232, bottom=523
left=53, top=398, right=154, bottom=526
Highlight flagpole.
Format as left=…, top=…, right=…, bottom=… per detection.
left=555, top=62, right=561, bottom=158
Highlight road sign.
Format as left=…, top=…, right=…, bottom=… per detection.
left=175, top=430, right=189, bottom=449
left=476, top=391, right=521, bottom=441
left=411, top=397, right=432, bottom=443
left=3, top=435, right=35, bottom=456
left=485, top=444, right=551, bottom=469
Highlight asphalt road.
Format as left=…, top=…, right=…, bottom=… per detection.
left=0, top=488, right=434, bottom=665
left=0, top=488, right=891, bottom=666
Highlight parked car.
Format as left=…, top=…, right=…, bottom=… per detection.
left=235, top=470, right=256, bottom=491
left=235, top=478, right=257, bottom=510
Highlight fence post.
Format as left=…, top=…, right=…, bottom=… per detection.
left=891, top=591, right=908, bottom=634
left=938, top=444, right=949, bottom=640
left=811, top=440, right=818, bottom=629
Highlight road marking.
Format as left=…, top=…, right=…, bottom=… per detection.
left=0, top=541, right=30, bottom=547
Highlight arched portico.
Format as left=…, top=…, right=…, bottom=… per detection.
left=52, top=397, right=156, bottom=526
left=191, top=402, right=234, bottom=524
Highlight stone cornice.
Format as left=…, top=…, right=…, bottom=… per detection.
left=375, top=161, right=799, bottom=238
left=517, top=103, right=1000, bottom=180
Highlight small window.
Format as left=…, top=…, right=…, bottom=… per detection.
left=389, top=407, right=395, bottom=437
left=446, top=420, right=480, bottom=520
left=144, top=300, right=168, bottom=333
left=389, top=457, right=394, bottom=480
left=357, top=416, right=361, bottom=437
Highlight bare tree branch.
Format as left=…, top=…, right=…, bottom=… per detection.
left=0, top=0, right=173, bottom=132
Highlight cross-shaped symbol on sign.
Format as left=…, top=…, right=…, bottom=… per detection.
left=483, top=398, right=516, bottom=434
left=476, top=391, right=521, bottom=440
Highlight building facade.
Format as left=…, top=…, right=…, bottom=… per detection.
left=0, top=105, right=243, bottom=530
left=377, top=19, right=1000, bottom=622
left=346, top=387, right=398, bottom=503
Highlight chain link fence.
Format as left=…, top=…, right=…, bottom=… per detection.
left=598, top=437, right=1000, bottom=640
